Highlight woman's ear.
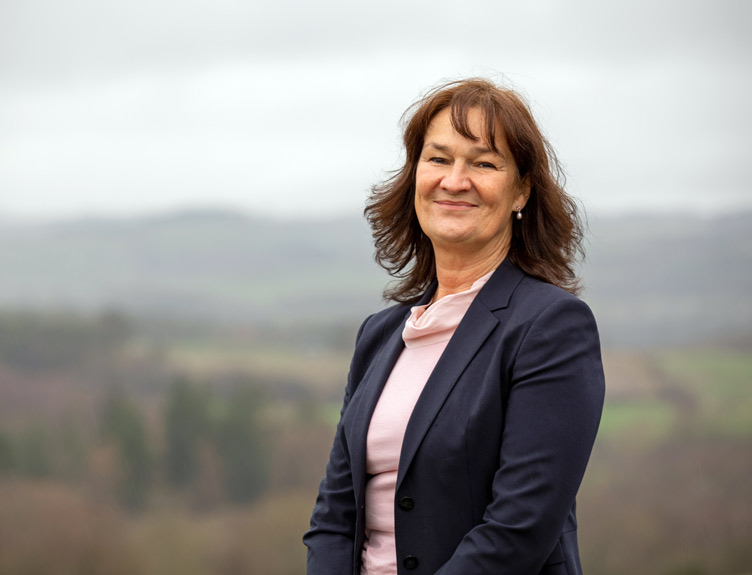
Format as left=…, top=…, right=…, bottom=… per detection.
left=515, top=178, right=532, bottom=211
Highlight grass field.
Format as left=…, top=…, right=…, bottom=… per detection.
left=164, top=338, right=351, bottom=395
left=654, top=348, right=752, bottom=437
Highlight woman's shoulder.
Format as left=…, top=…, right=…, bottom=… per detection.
left=479, top=262, right=598, bottom=335
left=509, top=274, right=600, bottom=343
left=344, top=302, right=411, bottom=389
left=481, top=260, right=589, bottom=313
left=355, top=301, right=412, bottom=343
left=517, top=273, right=584, bottom=305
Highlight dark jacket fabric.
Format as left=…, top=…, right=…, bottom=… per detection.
left=304, top=259, right=605, bottom=575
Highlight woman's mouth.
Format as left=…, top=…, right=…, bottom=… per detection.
left=435, top=200, right=476, bottom=209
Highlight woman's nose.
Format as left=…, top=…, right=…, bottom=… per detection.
left=440, top=162, right=471, bottom=193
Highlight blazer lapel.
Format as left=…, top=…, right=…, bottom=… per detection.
left=396, top=303, right=498, bottom=490
left=396, top=259, right=525, bottom=490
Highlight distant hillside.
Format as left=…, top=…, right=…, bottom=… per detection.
left=1, top=209, right=750, bottom=346
left=584, top=212, right=752, bottom=346
left=0, top=210, right=386, bottom=324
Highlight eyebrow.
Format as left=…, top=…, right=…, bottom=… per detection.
left=425, top=142, right=505, bottom=159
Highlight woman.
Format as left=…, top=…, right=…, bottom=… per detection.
left=304, top=78, right=605, bottom=575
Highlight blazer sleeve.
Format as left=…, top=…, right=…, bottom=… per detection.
left=303, top=315, right=372, bottom=575
left=435, top=296, right=605, bottom=574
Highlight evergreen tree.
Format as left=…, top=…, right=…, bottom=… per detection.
left=214, top=385, right=269, bottom=504
left=0, top=426, right=13, bottom=473
left=165, top=377, right=210, bottom=487
left=101, top=395, right=151, bottom=510
left=15, top=425, right=52, bottom=478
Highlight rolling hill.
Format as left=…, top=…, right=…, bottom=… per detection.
left=1, top=209, right=750, bottom=347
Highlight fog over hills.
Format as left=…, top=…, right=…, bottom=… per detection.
left=582, top=212, right=752, bottom=346
left=2, top=209, right=750, bottom=347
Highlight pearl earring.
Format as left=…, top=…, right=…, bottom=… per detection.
left=515, top=207, right=523, bottom=220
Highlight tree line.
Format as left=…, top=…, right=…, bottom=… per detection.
left=0, top=377, right=270, bottom=512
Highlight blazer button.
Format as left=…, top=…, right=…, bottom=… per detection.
left=398, top=496, right=414, bottom=511
left=403, top=555, right=419, bottom=570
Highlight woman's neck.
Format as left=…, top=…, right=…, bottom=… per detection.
left=432, top=246, right=506, bottom=302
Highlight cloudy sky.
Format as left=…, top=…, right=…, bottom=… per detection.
left=1, top=0, right=750, bottom=221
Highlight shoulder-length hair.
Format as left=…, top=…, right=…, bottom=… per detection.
left=364, top=78, right=584, bottom=303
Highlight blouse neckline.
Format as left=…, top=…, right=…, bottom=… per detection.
left=402, top=270, right=493, bottom=349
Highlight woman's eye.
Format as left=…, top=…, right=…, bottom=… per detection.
left=428, top=157, right=448, bottom=164
left=478, top=162, right=496, bottom=169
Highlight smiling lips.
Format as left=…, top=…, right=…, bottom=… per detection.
left=435, top=199, right=477, bottom=209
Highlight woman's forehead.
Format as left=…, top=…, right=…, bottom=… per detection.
left=427, top=106, right=509, bottom=153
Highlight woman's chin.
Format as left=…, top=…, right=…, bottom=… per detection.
left=429, top=230, right=474, bottom=247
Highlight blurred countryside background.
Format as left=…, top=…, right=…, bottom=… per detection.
left=1, top=1, right=751, bottom=574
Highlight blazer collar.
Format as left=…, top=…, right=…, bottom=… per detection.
left=476, top=256, right=526, bottom=312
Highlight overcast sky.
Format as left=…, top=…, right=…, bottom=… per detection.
left=1, top=0, right=750, bottom=221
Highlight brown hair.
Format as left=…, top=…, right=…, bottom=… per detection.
left=364, top=78, right=584, bottom=302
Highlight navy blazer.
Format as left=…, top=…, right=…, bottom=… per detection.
left=304, top=259, right=605, bottom=575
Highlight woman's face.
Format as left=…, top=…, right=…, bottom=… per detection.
left=415, top=107, right=529, bottom=262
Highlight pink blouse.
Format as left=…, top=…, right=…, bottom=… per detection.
left=360, top=272, right=492, bottom=574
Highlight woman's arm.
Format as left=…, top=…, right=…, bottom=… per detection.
left=303, top=315, right=373, bottom=575
left=436, top=296, right=605, bottom=574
